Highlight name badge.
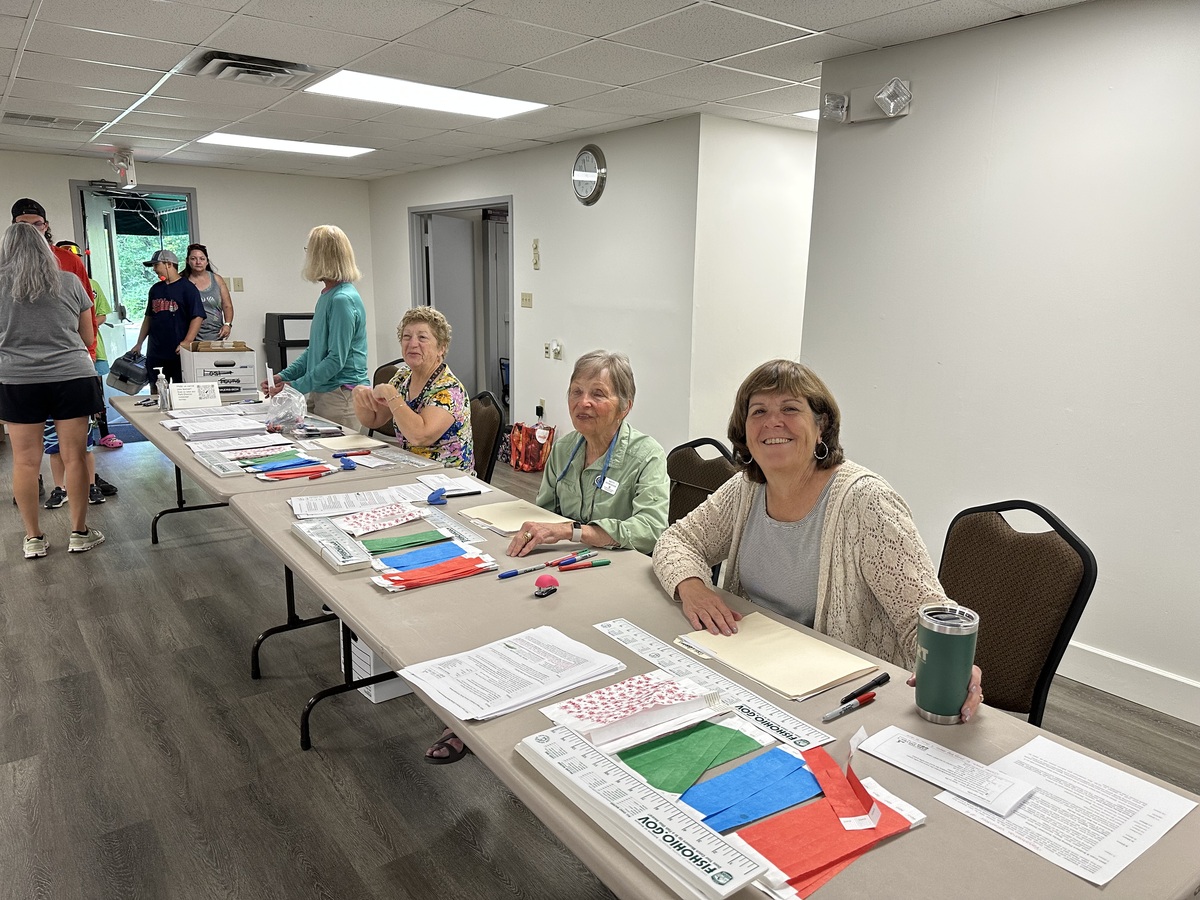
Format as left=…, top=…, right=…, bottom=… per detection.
left=600, top=477, right=619, bottom=495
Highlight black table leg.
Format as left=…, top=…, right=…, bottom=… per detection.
left=250, top=566, right=338, bottom=679
left=299, top=621, right=400, bottom=750
left=151, top=465, right=228, bottom=544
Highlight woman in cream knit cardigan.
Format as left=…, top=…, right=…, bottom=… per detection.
left=652, top=360, right=983, bottom=723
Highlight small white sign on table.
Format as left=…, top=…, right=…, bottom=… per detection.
left=170, top=382, right=222, bottom=409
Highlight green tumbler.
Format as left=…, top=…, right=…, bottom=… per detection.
left=914, top=603, right=979, bottom=725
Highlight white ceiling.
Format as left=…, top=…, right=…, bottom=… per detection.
left=0, top=0, right=1086, bottom=180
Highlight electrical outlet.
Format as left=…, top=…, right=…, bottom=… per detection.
left=231, top=277, right=244, bottom=292
left=544, top=342, right=551, bottom=358
left=521, top=292, right=533, bottom=308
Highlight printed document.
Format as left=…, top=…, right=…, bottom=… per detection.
left=936, top=735, right=1196, bottom=885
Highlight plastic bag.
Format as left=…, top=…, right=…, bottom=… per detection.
left=510, top=421, right=555, bottom=472
left=265, top=384, right=307, bottom=433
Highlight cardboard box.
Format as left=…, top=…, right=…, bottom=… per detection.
left=339, top=624, right=413, bottom=703
left=180, top=341, right=258, bottom=401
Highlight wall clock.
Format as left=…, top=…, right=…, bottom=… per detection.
left=571, top=144, right=607, bottom=206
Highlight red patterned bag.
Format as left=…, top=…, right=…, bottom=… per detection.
left=509, top=421, right=555, bottom=472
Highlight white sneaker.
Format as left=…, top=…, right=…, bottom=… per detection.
left=23, top=534, right=49, bottom=558
left=68, top=528, right=105, bottom=553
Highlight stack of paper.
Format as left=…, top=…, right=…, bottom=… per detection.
left=399, top=626, right=624, bottom=720
left=332, top=500, right=425, bottom=537
left=187, top=433, right=293, bottom=454
left=289, top=487, right=425, bottom=519
left=292, top=518, right=373, bottom=572
left=617, top=720, right=772, bottom=795
left=541, top=670, right=726, bottom=753
left=178, top=416, right=267, bottom=442
left=167, top=405, right=244, bottom=419
left=461, top=498, right=570, bottom=533
left=679, top=747, right=822, bottom=832
left=678, top=613, right=876, bottom=700
left=371, top=554, right=497, bottom=591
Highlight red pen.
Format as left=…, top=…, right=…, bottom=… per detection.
left=308, top=469, right=338, bottom=480
left=559, top=559, right=611, bottom=571
left=545, top=551, right=577, bottom=567
left=821, top=691, right=876, bottom=722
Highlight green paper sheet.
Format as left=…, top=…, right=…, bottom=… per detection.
left=617, top=721, right=761, bottom=794
left=361, top=530, right=451, bottom=555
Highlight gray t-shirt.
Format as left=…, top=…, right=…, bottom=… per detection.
left=0, top=270, right=96, bottom=383
left=191, top=272, right=224, bottom=340
left=738, top=476, right=836, bottom=628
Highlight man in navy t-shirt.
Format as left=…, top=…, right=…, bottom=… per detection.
left=132, top=250, right=204, bottom=389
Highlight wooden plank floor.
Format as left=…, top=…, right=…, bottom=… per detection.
left=0, top=442, right=1196, bottom=900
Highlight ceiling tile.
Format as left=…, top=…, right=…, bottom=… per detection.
left=0, top=130, right=89, bottom=150
left=1, top=13, right=24, bottom=49
left=480, top=103, right=631, bottom=132
left=157, top=73, right=292, bottom=108
left=492, top=138, right=550, bottom=152
left=464, top=67, right=610, bottom=104
left=829, top=0, right=1011, bottom=46
left=239, top=0, right=455, bottom=41
left=565, top=88, right=693, bottom=117
left=35, top=0, right=232, bottom=43
left=723, top=82, right=820, bottom=114
left=336, top=119, right=447, bottom=141
left=431, top=130, right=511, bottom=149
left=635, top=63, right=788, bottom=101
left=118, top=110, right=234, bottom=132
left=368, top=106, right=490, bottom=129
left=170, top=0, right=246, bottom=10
left=243, top=109, right=364, bottom=131
left=399, top=9, right=585, bottom=66
left=0, top=0, right=33, bottom=15
left=0, top=47, right=14, bottom=71
left=755, top=112, right=817, bottom=132
left=15, top=52, right=164, bottom=94
left=101, top=123, right=210, bottom=142
left=219, top=122, right=349, bottom=142
left=612, top=5, right=808, bottom=63
left=135, top=96, right=263, bottom=121
left=562, top=115, right=658, bottom=137
left=985, top=0, right=1085, bottom=12
left=353, top=42, right=507, bottom=87
left=713, top=0, right=932, bottom=32
left=7, top=77, right=138, bottom=109
left=666, top=101, right=775, bottom=121
left=467, top=0, right=691, bottom=38
left=3, top=96, right=119, bottom=121
left=89, top=132, right=182, bottom=149
left=723, top=33, right=874, bottom=82
left=529, top=40, right=694, bottom=86
left=25, top=22, right=192, bottom=72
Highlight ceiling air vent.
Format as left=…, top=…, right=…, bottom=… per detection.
left=3, top=112, right=108, bottom=132
left=181, top=50, right=327, bottom=90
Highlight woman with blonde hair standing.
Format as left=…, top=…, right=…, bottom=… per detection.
left=262, top=225, right=368, bottom=430
left=0, top=223, right=105, bottom=557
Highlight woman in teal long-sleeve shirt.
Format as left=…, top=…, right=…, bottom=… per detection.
left=263, top=225, right=368, bottom=430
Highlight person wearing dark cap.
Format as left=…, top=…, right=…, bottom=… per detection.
left=131, top=249, right=204, bottom=389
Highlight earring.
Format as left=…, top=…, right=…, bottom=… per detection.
left=813, top=441, right=829, bottom=461
left=734, top=449, right=753, bottom=465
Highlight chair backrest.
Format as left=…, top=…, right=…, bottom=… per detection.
left=470, top=390, right=506, bottom=483
left=666, top=438, right=738, bottom=525
left=366, top=357, right=404, bottom=438
left=937, top=500, right=1097, bottom=727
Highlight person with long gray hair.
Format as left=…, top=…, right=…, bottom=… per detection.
left=0, top=222, right=105, bottom=557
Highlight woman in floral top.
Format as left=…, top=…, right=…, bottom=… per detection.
left=352, top=308, right=474, bottom=473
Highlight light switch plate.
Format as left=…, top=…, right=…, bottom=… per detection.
left=231, top=277, right=244, bottom=292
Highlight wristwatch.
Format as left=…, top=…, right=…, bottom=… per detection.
left=572, top=521, right=583, bottom=543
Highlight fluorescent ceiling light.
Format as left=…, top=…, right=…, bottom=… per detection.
left=307, top=70, right=546, bottom=119
left=795, top=109, right=820, bottom=120
left=197, top=133, right=373, bottom=157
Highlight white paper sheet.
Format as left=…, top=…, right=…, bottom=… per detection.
left=416, top=473, right=492, bottom=494
left=858, top=725, right=1035, bottom=816
left=936, top=735, right=1196, bottom=886
left=399, top=626, right=624, bottom=720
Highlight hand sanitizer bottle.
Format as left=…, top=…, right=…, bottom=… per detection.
left=157, top=369, right=170, bottom=412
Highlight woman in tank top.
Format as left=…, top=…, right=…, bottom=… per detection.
left=183, top=243, right=234, bottom=341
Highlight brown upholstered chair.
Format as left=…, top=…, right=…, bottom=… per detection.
left=937, top=500, right=1097, bottom=727
left=667, top=438, right=738, bottom=583
left=365, top=357, right=403, bottom=438
left=469, top=390, right=505, bottom=483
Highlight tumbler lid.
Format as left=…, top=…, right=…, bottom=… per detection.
left=918, top=602, right=979, bottom=635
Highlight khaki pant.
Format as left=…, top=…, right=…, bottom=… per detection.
left=308, top=388, right=361, bottom=433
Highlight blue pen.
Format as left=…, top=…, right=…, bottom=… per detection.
left=498, top=563, right=547, bottom=579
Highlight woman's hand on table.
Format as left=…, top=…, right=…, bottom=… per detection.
left=677, top=577, right=743, bottom=637
left=507, top=520, right=570, bottom=557
left=906, top=664, right=984, bottom=723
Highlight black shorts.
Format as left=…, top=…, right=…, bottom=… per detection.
left=0, top=376, right=104, bottom=424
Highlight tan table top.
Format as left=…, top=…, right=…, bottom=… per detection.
left=228, top=472, right=1200, bottom=900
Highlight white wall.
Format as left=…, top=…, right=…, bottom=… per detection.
left=368, top=117, right=702, bottom=449
left=2, top=150, right=374, bottom=371
left=691, top=116, right=816, bottom=445
left=802, top=0, right=1200, bottom=723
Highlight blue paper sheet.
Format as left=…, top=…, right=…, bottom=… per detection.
left=679, top=746, right=823, bottom=832
left=380, top=542, right=466, bottom=571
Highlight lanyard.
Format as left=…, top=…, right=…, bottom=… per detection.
left=553, top=425, right=621, bottom=521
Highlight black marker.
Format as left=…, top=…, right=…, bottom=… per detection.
left=839, top=671, right=890, bottom=705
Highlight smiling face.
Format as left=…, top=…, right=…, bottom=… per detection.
left=745, top=391, right=822, bottom=479
left=186, top=248, right=208, bottom=274
left=400, top=322, right=444, bottom=374
left=568, top=370, right=626, bottom=445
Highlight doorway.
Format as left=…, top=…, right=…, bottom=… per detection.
left=69, top=180, right=199, bottom=359
left=409, top=198, right=513, bottom=416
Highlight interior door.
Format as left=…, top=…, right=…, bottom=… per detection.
left=428, top=213, right=478, bottom=393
